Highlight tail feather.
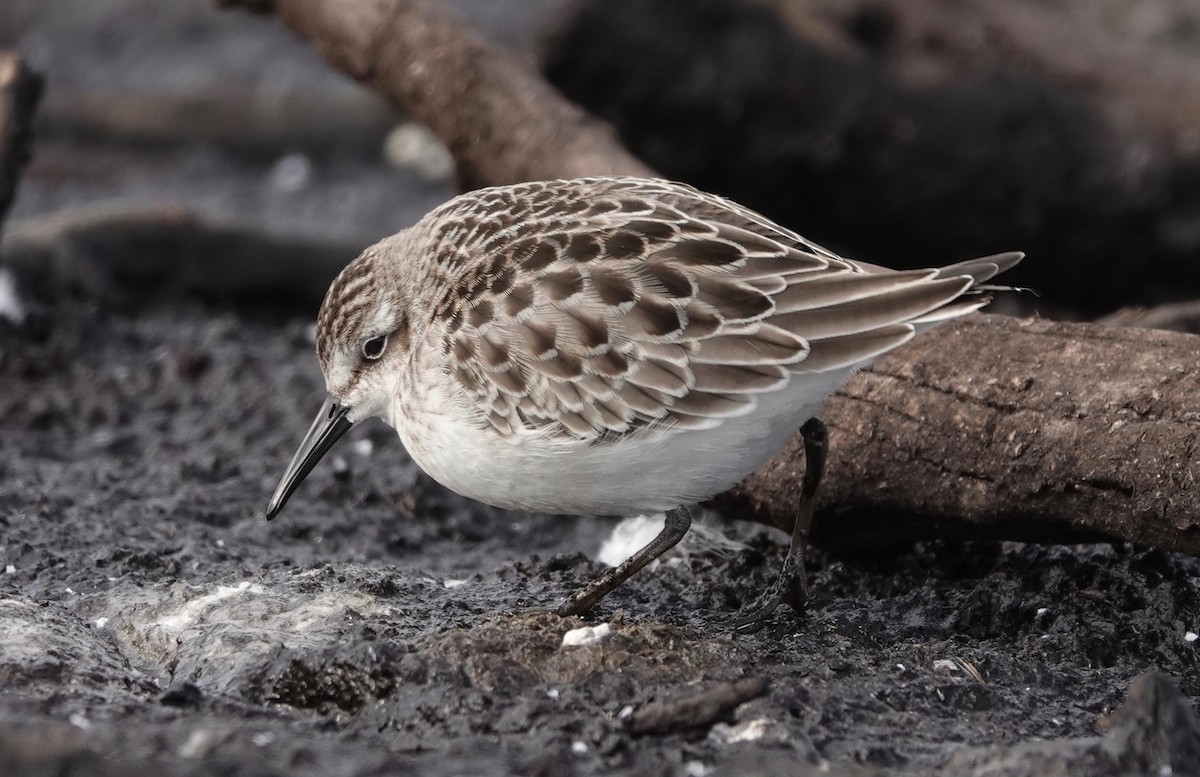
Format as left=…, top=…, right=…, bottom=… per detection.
left=934, top=251, right=1025, bottom=284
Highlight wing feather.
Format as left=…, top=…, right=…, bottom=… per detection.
left=436, top=178, right=1017, bottom=442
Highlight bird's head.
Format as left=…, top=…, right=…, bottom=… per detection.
left=266, top=239, right=417, bottom=520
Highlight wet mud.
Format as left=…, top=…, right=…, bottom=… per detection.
left=0, top=299, right=1197, bottom=775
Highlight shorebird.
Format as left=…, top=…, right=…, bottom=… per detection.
left=266, top=177, right=1021, bottom=630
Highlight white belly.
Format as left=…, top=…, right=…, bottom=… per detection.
left=388, top=368, right=853, bottom=516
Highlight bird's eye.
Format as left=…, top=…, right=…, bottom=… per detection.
left=361, top=335, right=388, bottom=361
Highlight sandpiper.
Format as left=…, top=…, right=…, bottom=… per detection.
left=267, top=177, right=1021, bottom=630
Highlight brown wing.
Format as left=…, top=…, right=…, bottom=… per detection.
left=439, top=178, right=988, bottom=440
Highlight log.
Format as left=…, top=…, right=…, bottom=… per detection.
left=713, top=315, right=1200, bottom=555
left=214, top=0, right=654, bottom=189
left=0, top=53, right=44, bottom=240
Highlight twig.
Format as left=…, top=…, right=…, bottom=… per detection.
left=628, top=676, right=769, bottom=738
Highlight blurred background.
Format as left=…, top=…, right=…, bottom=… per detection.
left=0, top=0, right=528, bottom=245
left=4, top=0, right=1200, bottom=318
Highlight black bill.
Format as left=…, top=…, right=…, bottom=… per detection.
left=266, top=395, right=353, bottom=520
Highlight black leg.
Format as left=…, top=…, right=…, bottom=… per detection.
left=556, top=506, right=692, bottom=616
left=734, top=417, right=829, bottom=634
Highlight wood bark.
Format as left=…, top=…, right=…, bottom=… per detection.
left=215, top=0, right=653, bottom=189
left=713, top=315, right=1200, bottom=555
left=0, top=53, right=44, bottom=243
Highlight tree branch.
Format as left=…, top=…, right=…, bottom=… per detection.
left=215, top=0, right=653, bottom=189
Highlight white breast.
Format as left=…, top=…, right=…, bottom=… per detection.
left=387, top=367, right=854, bottom=516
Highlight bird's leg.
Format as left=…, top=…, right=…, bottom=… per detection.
left=555, top=506, right=692, bottom=617
left=778, top=417, right=829, bottom=608
left=734, top=417, right=829, bottom=634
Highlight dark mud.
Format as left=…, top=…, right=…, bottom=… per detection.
left=0, top=298, right=1197, bottom=776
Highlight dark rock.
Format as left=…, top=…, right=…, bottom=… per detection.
left=947, top=669, right=1200, bottom=776
left=160, top=682, right=204, bottom=708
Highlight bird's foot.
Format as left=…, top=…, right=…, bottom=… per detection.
left=733, top=569, right=807, bottom=635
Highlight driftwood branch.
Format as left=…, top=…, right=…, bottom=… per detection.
left=215, top=0, right=653, bottom=189
left=0, top=53, right=44, bottom=242
left=714, top=315, right=1200, bottom=555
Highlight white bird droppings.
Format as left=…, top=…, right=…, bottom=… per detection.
left=709, top=717, right=769, bottom=745
left=561, top=623, right=611, bottom=647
